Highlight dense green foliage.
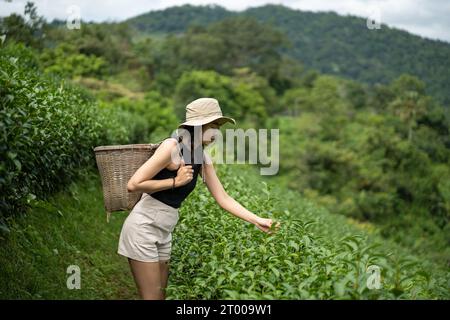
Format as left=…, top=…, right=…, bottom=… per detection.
left=127, top=4, right=450, bottom=106
left=174, top=69, right=270, bottom=123
left=142, top=16, right=298, bottom=98
left=275, top=73, right=450, bottom=264
left=0, top=44, right=126, bottom=223
left=1, top=165, right=448, bottom=299
left=104, top=92, right=179, bottom=143
left=39, top=43, right=107, bottom=78
left=0, top=1, right=46, bottom=49
left=1, top=2, right=449, bottom=299
left=169, top=164, right=449, bottom=299
left=0, top=44, right=174, bottom=226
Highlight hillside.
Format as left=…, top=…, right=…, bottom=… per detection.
left=127, top=4, right=450, bottom=107
left=1, top=164, right=448, bottom=299
left=1, top=2, right=448, bottom=300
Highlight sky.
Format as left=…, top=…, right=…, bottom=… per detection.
left=1, top=0, right=450, bottom=43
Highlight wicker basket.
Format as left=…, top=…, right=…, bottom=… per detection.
left=93, top=143, right=161, bottom=222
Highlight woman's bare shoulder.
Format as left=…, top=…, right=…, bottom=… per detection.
left=160, top=137, right=178, bottom=147
left=154, top=137, right=180, bottom=161
left=155, top=137, right=180, bottom=170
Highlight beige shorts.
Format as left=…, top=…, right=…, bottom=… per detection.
left=117, top=193, right=179, bottom=262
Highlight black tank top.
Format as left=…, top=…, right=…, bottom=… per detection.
left=148, top=139, right=203, bottom=209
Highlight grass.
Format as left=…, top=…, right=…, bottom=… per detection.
left=0, top=168, right=136, bottom=299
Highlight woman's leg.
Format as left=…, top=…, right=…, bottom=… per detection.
left=128, top=258, right=163, bottom=300
left=159, top=259, right=170, bottom=299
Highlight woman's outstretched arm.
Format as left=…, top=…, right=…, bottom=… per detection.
left=201, top=153, right=279, bottom=234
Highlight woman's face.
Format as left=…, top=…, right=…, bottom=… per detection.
left=202, top=121, right=221, bottom=145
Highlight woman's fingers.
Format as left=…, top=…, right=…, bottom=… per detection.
left=253, top=216, right=281, bottom=234
left=179, top=166, right=194, bottom=178
left=271, top=221, right=281, bottom=231
left=259, top=220, right=281, bottom=234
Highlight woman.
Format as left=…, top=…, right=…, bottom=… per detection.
left=117, top=97, right=280, bottom=300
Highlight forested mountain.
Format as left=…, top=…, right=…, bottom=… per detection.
left=127, top=4, right=450, bottom=107
left=127, top=4, right=234, bottom=33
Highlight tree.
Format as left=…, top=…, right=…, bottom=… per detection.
left=174, top=70, right=268, bottom=124
left=207, top=16, right=290, bottom=81
left=388, top=75, right=429, bottom=142
left=39, top=43, right=107, bottom=78
left=0, top=1, right=46, bottom=49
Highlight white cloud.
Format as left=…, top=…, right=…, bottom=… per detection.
left=1, top=0, right=449, bottom=42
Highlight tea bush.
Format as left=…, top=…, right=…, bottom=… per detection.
left=167, top=164, right=450, bottom=299
left=0, top=43, right=128, bottom=223
left=0, top=163, right=448, bottom=299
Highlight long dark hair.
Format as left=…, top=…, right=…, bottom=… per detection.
left=175, top=125, right=203, bottom=166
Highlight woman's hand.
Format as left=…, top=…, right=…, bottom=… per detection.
left=174, top=160, right=194, bottom=187
left=254, top=216, right=281, bottom=234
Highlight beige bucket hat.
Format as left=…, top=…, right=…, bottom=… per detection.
left=178, top=97, right=236, bottom=127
